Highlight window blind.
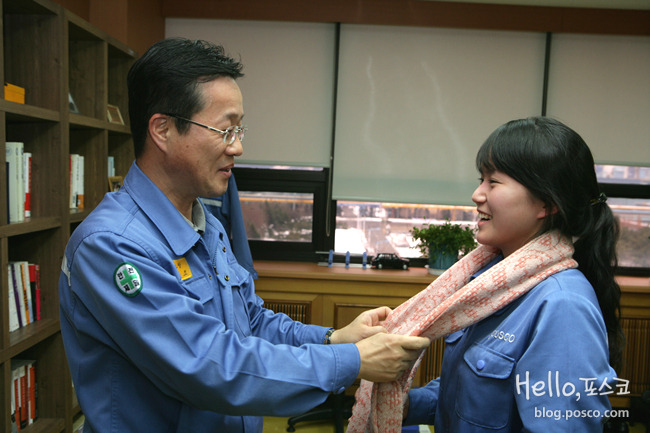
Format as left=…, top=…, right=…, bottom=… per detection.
left=165, top=19, right=336, bottom=168
left=332, top=25, right=546, bottom=205
left=546, top=33, right=650, bottom=166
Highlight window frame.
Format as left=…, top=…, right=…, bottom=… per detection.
left=233, top=167, right=650, bottom=276
left=233, top=166, right=335, bottom=262
left=599, top=182, right=650, bottom=277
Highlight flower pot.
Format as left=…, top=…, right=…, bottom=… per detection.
left=428, top=248, right=457, bottom=275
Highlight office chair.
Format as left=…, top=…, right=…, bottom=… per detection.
left=629, top=389, right=650, bottom=433
left=286, top=392, right=355, bottom=433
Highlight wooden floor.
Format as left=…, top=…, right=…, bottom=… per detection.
left=262, top=418, right=436, bottom=433
left=263, top=416, right=342, bottom=433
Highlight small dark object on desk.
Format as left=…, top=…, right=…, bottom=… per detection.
left=371, top=253, right=410, bottom=270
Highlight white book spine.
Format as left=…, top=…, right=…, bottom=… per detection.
left=10, top=262, right=27, bottom=327
left=8, top=269, right=19, bottom=332
left=16, top=143, right=24, bottom=221
left=77, top=155, right=85, bottom=209
left=108, top=156, right=115, bottom=177
left=6, top=142, right=25, bottom=223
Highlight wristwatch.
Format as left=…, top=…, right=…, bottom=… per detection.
left=323, top=328, right=335, bottom=344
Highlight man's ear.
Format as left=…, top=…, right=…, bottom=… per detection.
left=148, top=113, right=171, bottom=153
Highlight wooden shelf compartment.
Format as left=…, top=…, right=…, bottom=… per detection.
left=0, top=217, right=62, bottom=238
left=107, top=43, right=136, bottom=128
left=69, top=128, right=108, bottom=213
left=2, top=0, right=62, bottom=111
left=68, top=113, right=106, bottom=130
left=5, top=318, right=61, bottom=363
left=7, top=228, right=66, bottom=327
left=67, top=15, right=107, bottom=122
left=0, top=333, right=68, bottom=433
left=6, top=119, right=65, bottom=221
left=1, top=102, right=60, bottom=124
left=108, top=130, right=134, bottom=179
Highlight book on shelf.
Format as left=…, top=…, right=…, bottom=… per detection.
left=6, top=142, right=25, bottom=223
left=108, top=155, right=115, bottom=177
left=11, top=359, right=37, bottom=431
left=24, top=152, right=31, bottom=218
left=77, top=155, right=84, bottom=209
left=69, top=154, right=85, bottom=210
left=4, top=83, right=25, bottom=104
left=20, top=262, right=34, bottom=324
left=7, top=268, right=20, bottom=332
left=29, top=264, right=41, bottom=321
left=8, top=262, right=41, bottom=331
left=9, top=263, right=25, bottom=329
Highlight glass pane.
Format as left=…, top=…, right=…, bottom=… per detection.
left=336, top=201, right=476, bottom=258
left=335, top=197, right=650, bottom=270
left=596, top=164, right=650, bottom=269
left=609, top=197, right=650, bottom=268
left=336, top=164, right=650, bottom=270
left=240, top=191, right=314, bottom=242
left=596, top=164, right=650, bottom=185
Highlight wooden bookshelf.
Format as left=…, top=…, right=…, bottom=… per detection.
left=0, top=0, right=136, bottom=431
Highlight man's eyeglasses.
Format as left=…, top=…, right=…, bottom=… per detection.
left=165, top=114, right=246, bottom=145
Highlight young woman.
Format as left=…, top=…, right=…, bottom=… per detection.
left=401, top=117, right=624, bottom=432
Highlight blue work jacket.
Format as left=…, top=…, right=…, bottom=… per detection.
left=59, top=162, right=359, bottom=433
left=404, top=258, right=619, bottom=432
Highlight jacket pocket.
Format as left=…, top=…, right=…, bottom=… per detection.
left=445, top=330, right=465, bottom=345
left=184, top=276, right=215, bottom=303
left=455, top=343, right=515, bottom=429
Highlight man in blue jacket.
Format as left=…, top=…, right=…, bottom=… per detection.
left=59, top=37, right=430, bottom=433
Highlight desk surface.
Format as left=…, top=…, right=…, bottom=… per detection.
left=254, top=260, right=649, bottom=293
left=254, top=260, right=434, bottom=284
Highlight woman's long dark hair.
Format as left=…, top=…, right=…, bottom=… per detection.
left=476, top=116, right=624, bottom=369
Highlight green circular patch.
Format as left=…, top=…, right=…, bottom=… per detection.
left=114, top=262, right=143, bottom=297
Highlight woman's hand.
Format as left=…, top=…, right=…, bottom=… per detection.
left=329, top=306, right=392, bottom=344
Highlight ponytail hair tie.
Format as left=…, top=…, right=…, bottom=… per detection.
left=590, top=192, right=608, bottom=206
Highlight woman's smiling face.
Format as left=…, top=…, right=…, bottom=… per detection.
left=471, top=169, right=548, bottom=257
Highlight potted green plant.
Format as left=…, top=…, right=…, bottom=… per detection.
left=410, top=220, right=477, bottom=274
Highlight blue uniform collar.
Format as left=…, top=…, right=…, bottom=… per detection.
left=123, top=161, right=201, bottom=256
left=471, top=254, right=503, bottom=279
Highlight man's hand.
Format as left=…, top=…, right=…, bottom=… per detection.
left=355, top=333, right=430, bottom=383
left=329, top=306, right=392, bottom=345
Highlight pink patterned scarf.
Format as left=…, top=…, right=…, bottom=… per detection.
left=347, top=230, right=577, bottom=433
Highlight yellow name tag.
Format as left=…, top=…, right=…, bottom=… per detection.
left=173, top=257, right=192, bottom=280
